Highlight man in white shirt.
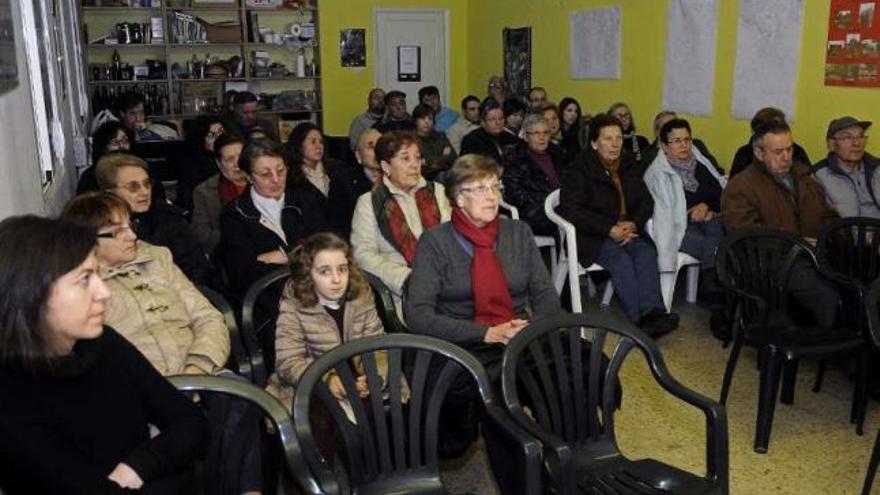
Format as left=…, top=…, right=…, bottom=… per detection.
left=445, top=95, right=481, bottom=155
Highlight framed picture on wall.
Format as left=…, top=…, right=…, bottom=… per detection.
left=340, top=28, right=366, bottom=67
left=0, top=0, right=18, bottom=95
left=397, top=45, right=420, bottom=82
left=503, top=26, right=532, bottom=100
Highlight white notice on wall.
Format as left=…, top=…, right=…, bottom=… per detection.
left=731, top=0, right=804, bottom=120
left=570, top=6, right=621, bottom=80
left=662, top=0, right=719, bottom=116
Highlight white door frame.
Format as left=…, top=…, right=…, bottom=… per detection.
left=373, top=8, right=451, bottom=107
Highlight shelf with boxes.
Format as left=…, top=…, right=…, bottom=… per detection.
left=79, top=0, right=321, bottom=126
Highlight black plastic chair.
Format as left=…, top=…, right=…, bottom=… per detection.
left=292, top=334, right=543, bottom=495
left=715, top=228, right=869, bottom=453
left=241, top=266, right=291, bottom=386
left=168, top=374, right=322, bottom=495
left=197, top=284, right=253, bottom=382
left=500, top=312, right=729, bottom=494
left=362, top=271, right=407, bottom=334
left=861, top=279, right=880, bottom=495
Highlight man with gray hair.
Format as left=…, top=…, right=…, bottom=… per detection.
left=814, top=116, right=879, bottom=218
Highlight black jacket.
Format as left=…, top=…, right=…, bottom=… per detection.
left=175, top=147, right=217, bottom=215
left=290, top=158, right=361, bottom=239
left=460, top=127, right=521, bottom=164
left=133, top=202, right=210, bottom=285
left=502, top=142, right=567, bottom=236
left=218, top=185, right=327, bottom=297
left=559, top=150, right=654, bottom=265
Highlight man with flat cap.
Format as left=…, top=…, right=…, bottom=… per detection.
left=814, top=116, right=879, bottom=218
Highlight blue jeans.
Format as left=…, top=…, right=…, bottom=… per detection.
left=597, top=237, right=664, bottom=323
left=679, top=217, right=725, bottom=268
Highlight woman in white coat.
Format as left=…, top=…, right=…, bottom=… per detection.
left=644, top=118, right=726, bottom=301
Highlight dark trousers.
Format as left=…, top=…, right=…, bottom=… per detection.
left=680, top=217, right=725, bottom=268
left=596, top=237, right=664, bottom=322
left=787, top=259, right=840, bottom=330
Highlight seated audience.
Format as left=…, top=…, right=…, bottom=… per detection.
left=558, top=96, right=587, bottom=158
left=419, top=84, right=458, bottom=132
left=722, top=121, right=839, bottom=329
left=460, top=98, right=520, bottom=163
left=350, top=128, right=383, bottom=196
left=219, top=138, right=327, bottom=300
left=0, top=215, right=207, bottom=494
left=95, top=153, right=210, bottom=284
left=191, top=134, right=247, bottom=255
left=350, top=131, right=452, bottom=307
left=608, top=102, right=650, bottom=163
left=445, top=95, right=481, bottom=154
left=117, top=92, right=179, bottom=142
left=814, top=116, right=879, bottom=218
left=286, top=122, right=360, bottom=237
left=486, top=75, right=508, bottom=104
left=77, top=120, right=136, bottom=194
left=502, top=113, right=566, bottom=237
left=412, top=102, right=457, bottom=180
left=374, top=90, right=416, bottom=133
left=175, top=114, right=225, bottom=214
left=224, top=91, right=278, bottom=140
left=502, top=97, right=527, bottom=137
left=730, top=107, right=811, bottom=178
left=528, top=86, right=549, bottom=112
left=560, top=113, right=679, bottom=334
left=348, top=87, right=385, bottom=150
left=644, top=118, right=726, bottom=300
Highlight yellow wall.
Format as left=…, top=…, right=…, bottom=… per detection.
left=317, top=0, right=469, bottom=136
left=467, top=0, right=880, bottom=168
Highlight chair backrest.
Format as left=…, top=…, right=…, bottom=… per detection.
left=362, top=271, right=407, bottom=334
left=197, top=284, right=252, bottom=382
left=501, top=312, right=728, bottom=494
left=817, top=216, right=880, bottom=293
left=715, top=228, right=817, bottom=325
left=499, top=199, right=521, bottom=220
left=241, top=266, right=291, bottom=385
left=865, top=279, right=880, bottom=349
left=292, top=334, right=514, bottom=494
left=168, top=374, right=323, bottom=495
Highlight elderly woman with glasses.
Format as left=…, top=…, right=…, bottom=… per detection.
left=95, top=152, right=210, bottom=285
left=644, top=118, right=726, bottom=302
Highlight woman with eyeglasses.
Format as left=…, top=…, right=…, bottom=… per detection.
left=350, top=130, right=452, bottom=313
left=560, top=113, right=679, bottom=335
left=95, top=153, right=210, bottom=285
left=644, top=118, right=727, bottom=303
left=0, top=215, right=208, bottom=494
left=460, top=97, right=520, bottom=164
left=176, top=114, right=227, bottom=214
left=608, top=102, right=650, bottom=163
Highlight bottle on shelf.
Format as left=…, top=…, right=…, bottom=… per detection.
left=111, top=49, right=121, bottom=80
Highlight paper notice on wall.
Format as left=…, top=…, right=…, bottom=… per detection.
left=570, top=6, right=621, bottom=80
left=662, top=0, right=719, bottom=116
left=731, top=0, right=805, bottom=120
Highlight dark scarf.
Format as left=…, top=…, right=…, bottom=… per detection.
left=371, top=181, right=442, bottom=266
left=528, top=149, right=559, bottom=189
left=451, top=208, right=515, bottom=326
left=599, top=155, right=627, bottom=218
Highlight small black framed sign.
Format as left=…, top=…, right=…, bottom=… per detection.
left=396, top=45, right=420, bottom=82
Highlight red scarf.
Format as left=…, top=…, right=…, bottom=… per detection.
left=373, top=182, right=442, bottom=266
left=451, top=207, right=515, bottom=326
left=218, top=176, right=246, bottom=206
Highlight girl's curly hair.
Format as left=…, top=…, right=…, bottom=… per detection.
left=285, top=232, right=369, bottom=307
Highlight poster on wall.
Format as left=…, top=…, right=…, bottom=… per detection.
left=503, top=27, right=532, bottom=100
left=570, top=6, right=621, bottom=80
left=397, top=45, right=420, bottom=82
left=662, top=0, right=719, bottom=116
left=340, top=28, right=366, bottom=67
left=825, top=0, right=880, bottom=87
left=0, top=0, right=18, bottom=95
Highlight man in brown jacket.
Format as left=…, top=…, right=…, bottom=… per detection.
left=722, top=121, right=840, bottom=329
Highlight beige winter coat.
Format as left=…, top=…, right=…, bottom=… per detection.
left=101, top=242, right=230, bottom=375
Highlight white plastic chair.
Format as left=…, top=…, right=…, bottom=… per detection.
left=499, top=199, right=558, bottom=282
left=543, top=190, right=614, bottom=313
left=644, top=219, right=701, bottom=312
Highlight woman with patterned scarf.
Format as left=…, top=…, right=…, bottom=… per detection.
left=350, top=130, right=452, bottom=313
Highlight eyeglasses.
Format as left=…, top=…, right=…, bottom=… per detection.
left=460, top=183, right=504, bottom=197
left=834, top=134, right=868, bottom=143
left=612, top=112, right=631, bottom=119
left=252, top=167, right=287, bottom=180
left=207, top=128, right=225, bottom=139
left=109, top=137, right=130, bottom=147
left=116, top=179, right=152, bottom=193
left=97, top=223, right=135, bottom=240
left=668, top=137, right=692, bottom=146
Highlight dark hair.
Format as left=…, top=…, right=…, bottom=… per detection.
left=558, top=97, right=582, bottom=126
left=411, top=103, right=435, bottom=121
left=384, top=90, right=406, bottom=106
left=284, top=122, right=324, bottom=185
left=185, top=114, right=224, bottom=151
left=115, top=92, right=144, bottom=115
left=91, top=121, right=134, bottom=165
left=286, top=232, right=368, bottom=307
left=0, top=216, right=97, bottom=371
left=750, top=107, right=786, bottom=133
left=375, top=130, right=421, bottom=165
left=538, top=102, right=560, bottom=119
left=478, top=97, right=502, bottom=121
left=62, top=191, right=132, bottom=230
left=587, top=113, right=624, bottom=143
left=238, top=138, right=288, bottom=175
left=752, top=121, right=792, bottom=151
left=460, top=95, right=480, bottom=110
left=418, top=85, right=439, bottom=101
left=234, top=91, right=259, bottom=105
left=444, top=154, right=502, bottom=203
left=659, top=118, right=692, bottom=144
left=213, top=133, right=246, bottom=160
left=502, top=98, right=526, bottom=117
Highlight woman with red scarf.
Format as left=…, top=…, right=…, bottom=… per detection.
left=190, top=133, right=248, bottom=255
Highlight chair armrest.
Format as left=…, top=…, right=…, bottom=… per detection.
left=816, top=263, right=865, bottom=293
left=482, top=403, right=543, bottom=495
left=499, top=404, right=578, bottom=494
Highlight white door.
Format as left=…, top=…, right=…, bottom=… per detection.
left=374, top=9, right=449, bottom=110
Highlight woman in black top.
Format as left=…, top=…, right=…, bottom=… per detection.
left=176, top=114, right=226, bottom=214
left=460, top=97, right=520, bottom=163
left=608, top=102, right=650, bottom=163
left=0, top=216, right=207, bottom=495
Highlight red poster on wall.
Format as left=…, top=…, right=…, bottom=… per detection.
left=826, top=0, right=880, bottom=86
